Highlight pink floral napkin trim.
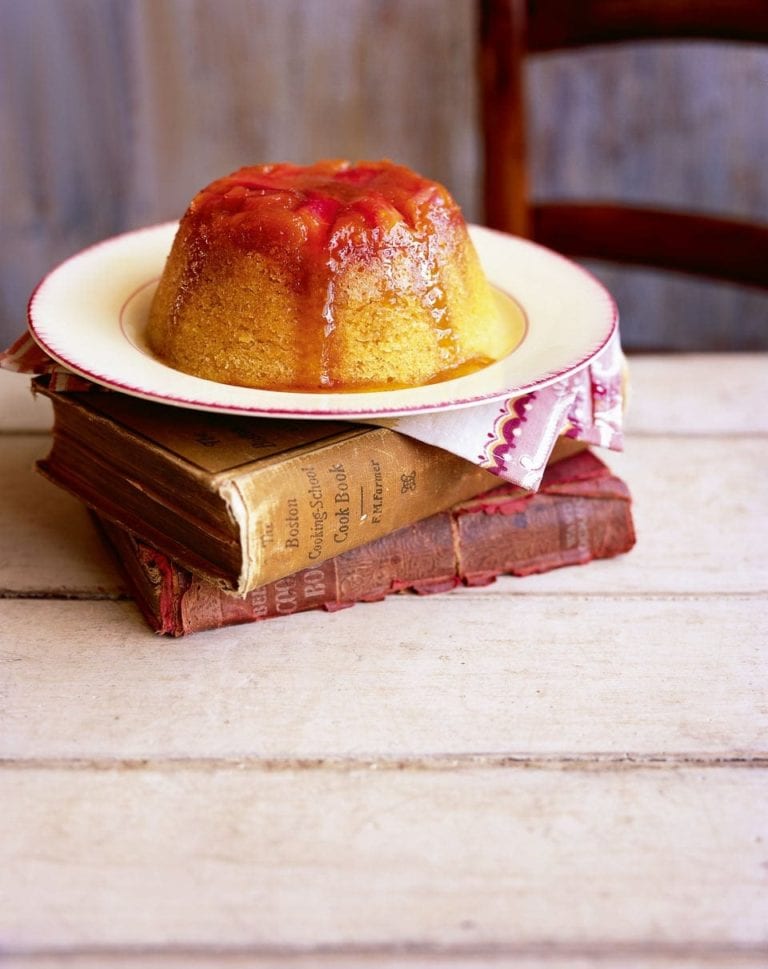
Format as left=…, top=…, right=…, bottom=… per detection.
left=371, top=328, right=624, bottom=491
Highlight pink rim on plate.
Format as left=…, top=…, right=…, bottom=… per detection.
left=27, top=222, right=617, bottom=419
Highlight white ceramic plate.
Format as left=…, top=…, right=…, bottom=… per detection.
left=28, top=222, right=617, bottom=418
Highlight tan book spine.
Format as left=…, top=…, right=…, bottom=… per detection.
left=35, top=380, right=509, bottom=593
left=223, top=429, right=500, bottom=594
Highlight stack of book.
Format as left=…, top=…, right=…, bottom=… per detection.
left=34, top=375, right=636, bottom=636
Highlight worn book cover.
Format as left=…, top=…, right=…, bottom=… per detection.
left=34, top=376, right=585, bottom=595
left=95, top=450, right=635, bottom=636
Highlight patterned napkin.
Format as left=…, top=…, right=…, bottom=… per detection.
left=1, top=328, right=624, bottom=492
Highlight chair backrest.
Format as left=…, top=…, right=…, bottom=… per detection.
left=478, top=0, right=768, bottom=290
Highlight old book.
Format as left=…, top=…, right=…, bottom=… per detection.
left=34, top=376, right=585, bottom=595
left=94, top=450, right=635, bottom=636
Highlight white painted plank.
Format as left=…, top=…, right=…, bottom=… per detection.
left=2, top=433, right=764, bottom=597
left=0, top=371, right=52, bottom=432
left=5, top=958, right=767, bottom=969
left=623, top=354, right=768, bottom=436
left=1, top=596, right=764, bottom=760
left=1, top=767, right=765, bottom=950
left=0, top=436, right=124, bottom=595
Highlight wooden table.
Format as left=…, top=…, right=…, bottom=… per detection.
left=1, top=355, right=766, bottom=968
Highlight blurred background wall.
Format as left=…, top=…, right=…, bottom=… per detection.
left=2, top=0, right=766, bottom=351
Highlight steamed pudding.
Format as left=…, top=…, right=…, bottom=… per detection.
left=147, top=159, right=511, bottom=391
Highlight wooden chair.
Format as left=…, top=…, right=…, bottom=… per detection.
left=478, top=0, right=768, bottom=293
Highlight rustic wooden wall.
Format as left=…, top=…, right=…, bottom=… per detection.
left=2, top=0, right=766, bottom=351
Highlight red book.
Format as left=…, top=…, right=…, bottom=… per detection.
left=95, top=450, right=635, bottom=636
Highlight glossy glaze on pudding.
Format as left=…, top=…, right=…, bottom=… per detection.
left=147, top=159, right=509, bottom=391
